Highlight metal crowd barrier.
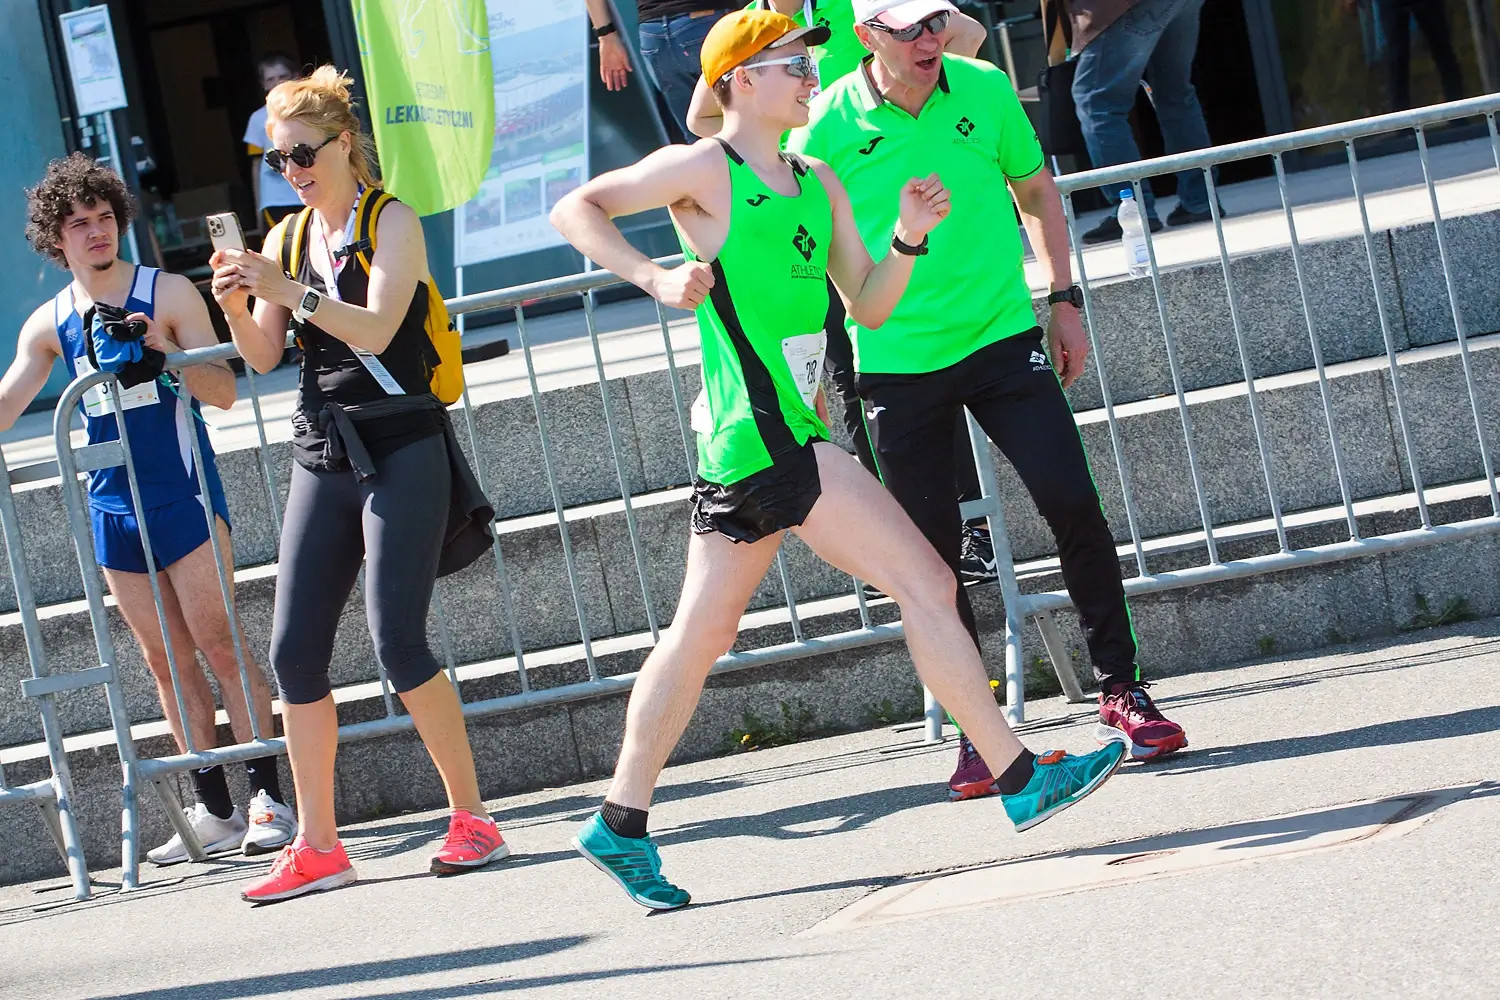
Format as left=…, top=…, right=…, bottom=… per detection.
left=7, top=92, right=1500, bottom=895
left=971, top=92, right=1500, bottom=722
left=0, top=451, right=93, bottom=900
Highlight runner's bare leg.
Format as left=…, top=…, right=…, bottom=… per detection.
left=792, top=442, right=1027, bottom=768
left=605, top=528, right=783, bottom=810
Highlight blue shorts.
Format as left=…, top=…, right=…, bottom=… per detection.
left=90, top=491, right=232, bottom=574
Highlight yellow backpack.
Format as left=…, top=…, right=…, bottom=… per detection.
left=278, top=188, right=464, bottom=404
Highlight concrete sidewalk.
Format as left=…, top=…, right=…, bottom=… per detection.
left=2, top=618, right=1497, bottom=1000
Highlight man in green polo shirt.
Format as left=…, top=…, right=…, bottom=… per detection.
left=788, top=0, right=1189, bottom=793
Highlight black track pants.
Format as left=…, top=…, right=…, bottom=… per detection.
left=858, top=331, right=1138, bottom=688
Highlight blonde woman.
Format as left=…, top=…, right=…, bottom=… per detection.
left=210, top=66, right=505, bottom=902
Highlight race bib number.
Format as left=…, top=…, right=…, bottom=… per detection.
left=781, top=332, right=826, bottom=407
left=690, top=389, right=712, bottom=434
left=75, top=353, right=159, bottom=419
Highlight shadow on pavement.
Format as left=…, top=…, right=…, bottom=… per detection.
left=1145, top=705, right=1500, bottom=775
left=1148, top=630, right=1500, bottom=716
left=81, top=937, right=583, bottom=1000
left=84, top=944, right=802, bottom=1000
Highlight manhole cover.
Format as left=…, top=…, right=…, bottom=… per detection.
left=801, top=788, right=1467, bottom=937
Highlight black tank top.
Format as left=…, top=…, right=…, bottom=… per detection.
left=289, top=204, right=443, bottom=471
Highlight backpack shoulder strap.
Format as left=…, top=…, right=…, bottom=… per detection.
left=278, top=209, right=313, bottom=277
left=353, top=189, right=397, bottom=275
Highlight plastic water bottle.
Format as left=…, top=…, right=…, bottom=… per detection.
left=1118, top=188, right=1150, bottom=278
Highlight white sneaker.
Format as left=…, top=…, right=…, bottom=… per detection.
left=147, top=803, right=248, bottom=866
left=241, top=789, right=297, bottom=857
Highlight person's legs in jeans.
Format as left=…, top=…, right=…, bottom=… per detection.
left=1380, top=1, right=1415, bottom=110
left=1144, top=0, right=1214, bottom=215
left=1409, top=0, right=1465, bottom=102
left=1071, top=0, right=1167, bottom=219
left=640, top=12, right=730, bottom=139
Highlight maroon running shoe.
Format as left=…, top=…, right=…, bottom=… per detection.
left=948, top=733, right=999, bottom=801
left=1098, top=682, right=1187, bottom=760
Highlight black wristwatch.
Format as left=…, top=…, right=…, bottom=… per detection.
left=892, top=232, right=929, bottom=256
left=1046, top=284, right=1083, bottom=309
left=593, top=21, right=617, bottom=38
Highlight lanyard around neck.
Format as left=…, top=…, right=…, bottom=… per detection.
left=317, top=185, right=364, bottom=300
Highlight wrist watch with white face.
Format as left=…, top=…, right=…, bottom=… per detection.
left=293, top=287, right=321, bottom=323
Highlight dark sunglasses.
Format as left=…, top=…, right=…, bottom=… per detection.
left=865, top=9, right=950, bottom=43
left=746, top=53, right=818, bottom=80
left=263, top=134, right=338, bottom=174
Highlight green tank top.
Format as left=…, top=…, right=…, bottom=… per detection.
left=682, top=138, right=832, bottom=485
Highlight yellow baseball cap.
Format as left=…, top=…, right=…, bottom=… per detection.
left=700, top=9, right=832, bottom=87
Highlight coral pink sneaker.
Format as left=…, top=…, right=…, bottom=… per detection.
left=241, top=837, right=355, bottom=903
left=430, top=810, right=510, bottom=874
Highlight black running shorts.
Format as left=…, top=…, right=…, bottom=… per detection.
left=689, top=439, right=824, bottom=543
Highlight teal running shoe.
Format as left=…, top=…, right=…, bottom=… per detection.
left=571, top=813, right=691, bottom=911
left=1002, top=741, right=1127, bottom=832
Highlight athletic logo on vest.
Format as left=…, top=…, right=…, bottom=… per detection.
left=857, top=136, right=884, bottom=155
left=792, top=225, right=817, bottom=262
left=790, top=225, right=821, bottom=279
left=746, top=193, right=769, bottom=207
left=955, top=117, right=976, bottom=136
left=1031, top=350, right=1051, bottom=372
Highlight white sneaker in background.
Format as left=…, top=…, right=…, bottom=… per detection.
left=147, top=803, right=247, bottom=866
left=241, top=789, right=297, bottom=857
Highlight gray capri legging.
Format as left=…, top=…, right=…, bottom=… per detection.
left=269, top=433, right=449, bottom=704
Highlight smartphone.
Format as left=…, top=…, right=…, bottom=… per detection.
left=206, top=212, right=246, bottom=254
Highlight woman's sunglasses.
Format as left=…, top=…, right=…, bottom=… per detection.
left=723, top=53, right=818, bottom=84
left=864, top=9, right=950, bottom=43
left=263, top=134, right=338, bottom=174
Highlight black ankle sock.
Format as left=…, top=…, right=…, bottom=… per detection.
left=995, top=750, right=1037, bottom=796
left=244, top=756, right=284, bottom=804
left=190, top=765, right=235, bottom=819
left=600, top=800, right=648, bottom=840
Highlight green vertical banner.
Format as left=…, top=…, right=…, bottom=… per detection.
left=353, top=0, right=495, bottom=216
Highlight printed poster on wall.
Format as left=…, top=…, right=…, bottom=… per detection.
left=454, top=0, right=590, bottom=267
left=59, top=6, right=128, bottom=116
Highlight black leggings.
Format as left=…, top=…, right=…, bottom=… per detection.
left=858, top=332, right=1138, bottom=689
left=269, top=434, right=449, bottom=704
left=821, top=287, right=981, bottom=505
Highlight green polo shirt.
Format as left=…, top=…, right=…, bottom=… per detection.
left=786, top=55, right=1046, bottom=375
left=750, top=0, right=862, bottom=85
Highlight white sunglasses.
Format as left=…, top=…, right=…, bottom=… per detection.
left=720, top=53, right=819, bottom=85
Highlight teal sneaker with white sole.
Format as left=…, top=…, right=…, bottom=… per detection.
left=571, top=813, right=691, bottom=911
left=1001, top=739, right=1127, bottom=832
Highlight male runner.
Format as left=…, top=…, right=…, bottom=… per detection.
left=788, top=0, right=1189, bottom=794
left=0, top=153, right=295, bottom=861
left=549, top=9, right=1128, bottom=910
left=685, top=0, right=1000, bottom=590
